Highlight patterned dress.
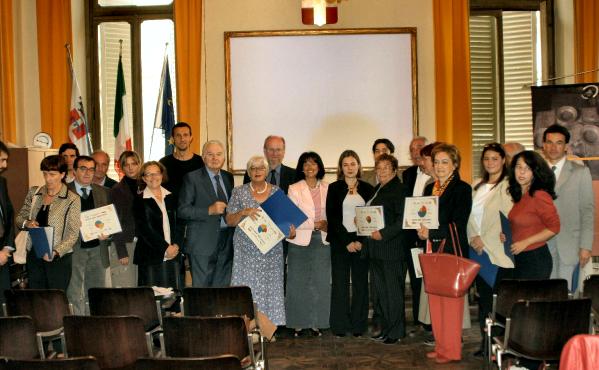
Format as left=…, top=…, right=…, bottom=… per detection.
left=229, top=183, right=286, bottom=325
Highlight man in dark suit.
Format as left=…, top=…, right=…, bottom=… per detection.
left=401, top=136, right=430, bottom=327
left=0, top=141, right=15, bottom=304
left=243, top=135, right=296, bottom=194
left=179, top=140, right=234, bottom=287
left=67, top=156, right=111, bottom=314
left=92, top=150, right=118, bottom=188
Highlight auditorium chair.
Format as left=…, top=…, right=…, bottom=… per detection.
left=0, top=316, right=40, bottom=360
left=135, top=355, right=242, bottom=370
left=3, top=356, right=100, bottom=370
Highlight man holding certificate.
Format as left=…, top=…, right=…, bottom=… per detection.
left=67, top=156, right=112, bottom=315
left=365, top=153, right=408, bottom=345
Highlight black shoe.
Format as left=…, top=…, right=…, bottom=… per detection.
left=371, top=333, right=386, bottom=341
left=309, top=328, right=322, bottom=337
left=353, top=333, right=363, bottom=338
left=423, top=334, right=435, bottom=346
left=334, top=333, right=346, bottom=338
left=383, top=337, right=400, bottom=344
left=472, top=349, right=484, bottom=358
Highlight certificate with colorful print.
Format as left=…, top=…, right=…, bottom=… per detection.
left=403, top=196, right=439, bottom=229
left=80, top=204, right=122, bottom=242
left=239, top=207, right=285, bottom=254
left=355, top=206, right=385, bottom=236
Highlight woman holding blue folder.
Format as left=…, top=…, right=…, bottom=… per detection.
left=17, top=155, right=81, bottom=290
left=466, top=143, right=514, bottom=357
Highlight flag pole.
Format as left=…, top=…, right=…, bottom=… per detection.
left=65, top=43, right=93, bottom=154
left=149, top=42, right=169, bottom=158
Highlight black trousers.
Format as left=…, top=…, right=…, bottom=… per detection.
left=402, top=242, right=422, bottom=325
left=370, top=258, right=406, bottom=339
left=514, top=245, right=552, bottom=280
left=0, top=263, right=10, bottom=304
left=26, top=251, right=72, bottom=290
left=330, top=242, right=369, bottom=335
left=138, top=257, right=182, bottom=289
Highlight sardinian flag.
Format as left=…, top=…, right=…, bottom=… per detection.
left=68, top=56, right=92, bottom=155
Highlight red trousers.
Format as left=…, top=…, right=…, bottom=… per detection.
left=429, top=294, right=464, bottom=360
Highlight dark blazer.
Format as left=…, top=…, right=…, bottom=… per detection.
left=402, top=165, right=418, bottom=193
left=0, top=177, right=15, bottom=249
left=102, top=177, right=118, bottom=189
left=243, top=164, right=296, bottom=194
left=423, top=172, right=472, bottom=256
left=326, top=179, right=374, bottom=248
left=133, top=191, right=179, bottom=266
left=67, top=182, right=112, bottom=268
left=110, top=178, right=137, bottom=259
left=178, top=167, right=234, bottom=256
left=366, top=177, right=407, bottom=260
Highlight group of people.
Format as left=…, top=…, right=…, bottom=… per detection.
left=0, top=121, right=594, bottom=365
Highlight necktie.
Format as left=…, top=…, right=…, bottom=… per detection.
left=214, top=175, right=228, bottom=202
left=81, top=187, right=89, bottom=200
left=551, top=165, right=557, bottom=172
left=269, top=170, right=277, bottom=185
left=0, top=206, right=5, bottom=239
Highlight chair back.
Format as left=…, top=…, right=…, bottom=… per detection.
left=583, top=275, right=599, bottom=314
left=4, top=289, right=70, bottom=333
left=183, top=286, right=254, bottom=320
left=0, top=316, right=39, bottom=360
left=163, top=316, right=249, bottom=360
left=88, top=287, right=161, bottom=331
left=507, top=298, right=592, bottom=361
left=135, top=356, right=242, bottom=370
left=4, top=356, right=100, bottom=370
left=63, top=315, right=149, bottom=369
left=495, top=279, right=568, bottom=320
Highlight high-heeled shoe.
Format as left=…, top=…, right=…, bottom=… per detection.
left=426, top=351, right=438, bottom=359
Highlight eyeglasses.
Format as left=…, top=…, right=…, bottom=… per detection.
left=249, top=167, right=267, bottom=172
left=144, top=173, right=162, bottom=178
left=265, top=148, right=284, bottom=153
left=77, top=166, right=96, bottom=173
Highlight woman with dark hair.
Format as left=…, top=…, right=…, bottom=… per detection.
left=326, top=150, right=374, bottom=337
left=110, top=150, right=142, bottom=287
left=504, top=150, right=559, bottom=279
left=417, top=143, right=472, bottom=363
left=467, top=142, right=514, bottom=356
left=133, top=161, right=181, bottom=289
left=16, top=155, right=81, bottom=290
left=366, top=153, right=408, bottom=344
left=286, top=151, right=330, bottom=336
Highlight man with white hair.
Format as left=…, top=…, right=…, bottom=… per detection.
left=178, top=140, right=234, bottom=287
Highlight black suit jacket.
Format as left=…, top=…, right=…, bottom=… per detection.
left=243, top=164, right=296, bottom=194
left=423, top=172, right=472, bottom=257
left=133, top=191, right=179, bottom=266
left=366, top=177, right=408, bottom=260
left=102, top=177, right=118, bottom=189
left=0, top=177, right=15, bottom=249
left=402, top=165, right=418, bottom=194
left=326, top=180, right=374, bottom=248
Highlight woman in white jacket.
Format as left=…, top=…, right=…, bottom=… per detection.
left=467, top=142, right=514, bottom=357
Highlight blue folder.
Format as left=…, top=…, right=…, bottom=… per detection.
left=29, top=226, right=54, bottom=259
left=499, top=212, right=514, bottom=262
left=260, top=189, right=308, bottom=237
left=571, top=264, right=580, bottom=293
left=469, top=247, right=498, bottom=287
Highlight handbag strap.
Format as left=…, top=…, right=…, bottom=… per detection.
left=426, top=238, right=446, bottom=254
left=448, top=222, right=463, bottom=258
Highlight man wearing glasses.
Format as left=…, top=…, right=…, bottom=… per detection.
left=67, top=156, right=111, bottom=314
left=243, top=135, right=296, bottom=194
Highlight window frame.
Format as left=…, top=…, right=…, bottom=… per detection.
left=85, top=0, right=174, bottom=157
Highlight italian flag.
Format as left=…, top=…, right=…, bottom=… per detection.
left=113, top=53, right=132, bottom=170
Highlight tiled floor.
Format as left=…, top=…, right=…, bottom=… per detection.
left=267, top=312, right=487, bottom=369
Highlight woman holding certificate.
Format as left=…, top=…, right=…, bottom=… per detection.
left=326, top=150, right=374, bottom=337
left=17, top=155, right=81, bottom=290
left=366, top=153, right=407, bottom=345
left=467, top=143, right=514, bottom=357
left=226, top=156, right=294, bottom=327
left=133, top=161, right=181, bottom=288
left=286, top=152, right=330, bottom=337
left=417, top=144, right=472, bottom=364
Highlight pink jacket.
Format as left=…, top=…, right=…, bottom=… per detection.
left=286, top=180, right=329, bottom=246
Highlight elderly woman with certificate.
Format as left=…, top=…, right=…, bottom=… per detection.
left=366, top=153, right=408, bottom=345
left=226, top=156, right=295, bottom=328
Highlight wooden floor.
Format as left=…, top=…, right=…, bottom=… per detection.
left=267, top=307, right=487, bottom=370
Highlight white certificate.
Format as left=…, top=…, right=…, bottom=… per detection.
left=403, top=196, right=439, bottom=229
left=355, top=206, right=385, bottom=236
left=80, top=204, right=123, bottom=242
left=239, top=207, right=285, bottom=255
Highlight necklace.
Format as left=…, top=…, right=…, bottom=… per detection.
left=249, top=182, right=267, bottom=194
left=346, top=180, right=358, bottom=194
left=307, top=180, right=320, bottom=190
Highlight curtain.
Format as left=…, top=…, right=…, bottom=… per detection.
left=36, top=0, right=72, bottom=148
left=433, top=0, right=472, bottom=182
left=574, top=0, right=599, bottom=83
left=0, top=0, right=16, bottom=143
left=174, top=0, right=202, bottom=154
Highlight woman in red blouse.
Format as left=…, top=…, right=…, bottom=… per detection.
left=505, top=150, right=560, bottom=279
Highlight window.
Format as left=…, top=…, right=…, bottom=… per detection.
left=87, top=1, right=175, bottom=178
left=469, top=0, right=554, bottom=178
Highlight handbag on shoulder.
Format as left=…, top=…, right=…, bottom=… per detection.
left=418, top=222, right=480, bottom=298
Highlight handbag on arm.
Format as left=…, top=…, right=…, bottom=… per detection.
left=418, top=222, right=480, bottom=298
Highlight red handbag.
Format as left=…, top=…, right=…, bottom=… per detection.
left=418, top=223, right=480, bottom=298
